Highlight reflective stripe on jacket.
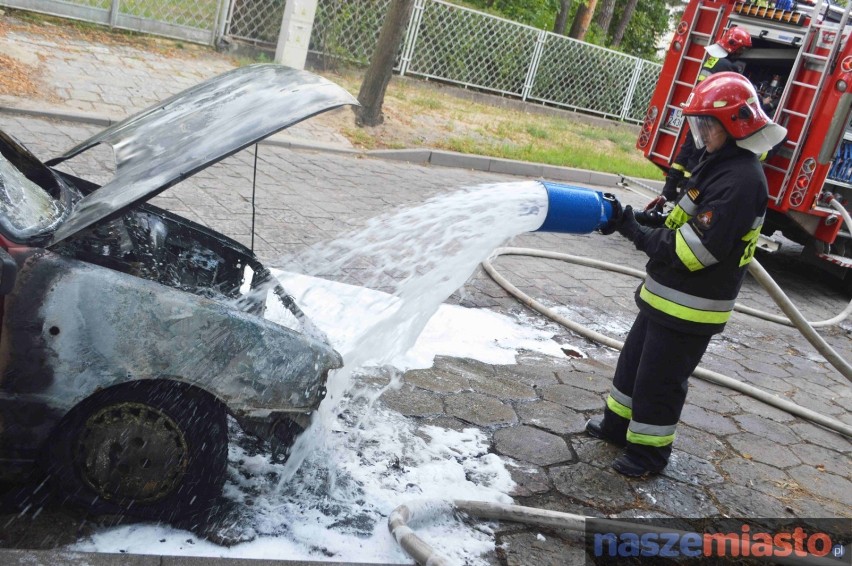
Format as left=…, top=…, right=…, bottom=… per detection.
left=698, top=54, right=739, bottom=80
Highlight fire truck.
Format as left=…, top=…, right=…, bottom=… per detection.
left=638, top=0, right=852, bottom=287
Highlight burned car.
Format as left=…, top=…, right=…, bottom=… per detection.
left=0, top=65, right=355, bottom=520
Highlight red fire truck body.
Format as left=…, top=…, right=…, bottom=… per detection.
left=638, top=0, right=852, bottom=284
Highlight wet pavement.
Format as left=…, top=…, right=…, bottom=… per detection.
left=0, top=10, right=850, bottom=566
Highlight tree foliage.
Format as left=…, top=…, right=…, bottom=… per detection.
left=452, top=0, right=680, bottom=61
left=612, top=0, right=676, bottom=59
left=458, top=0, right=561, bottom=30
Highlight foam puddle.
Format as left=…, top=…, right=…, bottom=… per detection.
left=71, top=181, right=568, bottom=563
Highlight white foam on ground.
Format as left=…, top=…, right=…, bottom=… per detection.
left=272, top=270, right=568, bottom=369
left=71, top=272, right=571, bottom=564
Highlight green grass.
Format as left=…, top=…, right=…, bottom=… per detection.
left=411, top=96, right=443, bottom=110
left=342, top=126, right=378, bottom=150
left=432, top=107, right=663, bottom=179
left=336, top=70, right=667, bottom=180
left=525, top=124, right=551, bottom=140
left=443, top=136, right=661, bottom=179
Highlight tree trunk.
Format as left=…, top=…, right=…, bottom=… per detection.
left=553, top=0, right=572, bottom=35
left=594, top=0, right=617, bottom=40
left=568, top=0, right=599, bottom=41
left=611, top=0, right=639, bottom=47
left=356, top=0, right=415, bottom=127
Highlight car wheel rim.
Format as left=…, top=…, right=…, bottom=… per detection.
left=76, top=402, right=189, bottom=503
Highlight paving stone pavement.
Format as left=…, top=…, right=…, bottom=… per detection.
left=0, top=13, right=350, bottom=146
left=0, top=15, right=851, bottom=566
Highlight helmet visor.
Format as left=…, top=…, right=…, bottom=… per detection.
left=687, top=115, right=722, bottom=150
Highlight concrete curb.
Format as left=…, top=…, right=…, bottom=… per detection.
left=0, top=104, right=116, bottom=127
left=0, top=105, right=664, bottom=192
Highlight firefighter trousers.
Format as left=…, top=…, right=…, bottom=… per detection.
left=600, top=311, right=712, bottom=471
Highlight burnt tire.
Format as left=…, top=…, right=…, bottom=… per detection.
left=42, top=380, right=228, bottom=521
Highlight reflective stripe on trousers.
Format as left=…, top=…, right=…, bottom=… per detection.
left=606, top=387, right=633, bottom=420
left=627, top=421, right=677, bottom=447
left=607, top=388, right=676, bottom=447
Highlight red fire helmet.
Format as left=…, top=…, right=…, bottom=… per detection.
left=682, top=72, right=787, bottom=154
left=706, top=26, right=752, bottom=58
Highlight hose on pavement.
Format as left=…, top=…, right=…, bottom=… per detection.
left=389, top=499, right=840, bottom=566
left=482, top=247, right=851, bottom=437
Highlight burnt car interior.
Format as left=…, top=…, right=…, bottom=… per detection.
left=2, top=130, right=266, bottom=312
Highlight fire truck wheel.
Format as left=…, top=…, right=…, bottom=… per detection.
left=41, top=380, right=228, bottom=521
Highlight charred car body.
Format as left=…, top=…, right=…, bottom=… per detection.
left=0, top=65, right=354, bottom=520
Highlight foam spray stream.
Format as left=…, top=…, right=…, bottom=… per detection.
left=274, top=181, right=548, bottom=484
left=272, top=180, right=617, bottom=487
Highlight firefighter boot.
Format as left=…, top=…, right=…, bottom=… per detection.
left=585, top=409, right=628, bottom=447
left=612, top=443, right=671, bottom=478
left=612, top=452, right=662, bottom=478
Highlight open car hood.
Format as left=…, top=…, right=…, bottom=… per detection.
left=48, top=65, right=358, bottom=244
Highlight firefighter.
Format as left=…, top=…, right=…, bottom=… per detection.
left=699, top=25, right=752, bottom=79
left=587, top=72, right=787, bottom=477
left=649, top=26, right=754, bottom=212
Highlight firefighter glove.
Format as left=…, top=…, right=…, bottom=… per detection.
left=661, top=167, right=685, bottom=201
left=617, top=206, right=645, bottom=242
left=634, top=208, right=667, bottom=228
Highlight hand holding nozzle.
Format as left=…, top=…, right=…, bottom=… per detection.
left=634, top=208, right=667, bottom=228
left=616, top=206, right=645, bottom=242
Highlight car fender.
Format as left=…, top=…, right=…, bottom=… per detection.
left=1, top=250, right=339, bottom=421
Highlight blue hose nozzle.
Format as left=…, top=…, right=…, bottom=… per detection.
left=535, top=181, right=621, bottom=234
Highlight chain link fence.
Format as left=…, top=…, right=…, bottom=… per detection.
left=304, top=0, right=661, bottom=123
left=528, top=32, right=650, bottom=121
left=0, top=0, right=226, bottom=43
left=224, top=0, right=285, bottom=45
left=403, top=2, right=541, bottom=97
left=310, top=0, right=390, bottom=66
left=2, top=0, right=661, bottom=123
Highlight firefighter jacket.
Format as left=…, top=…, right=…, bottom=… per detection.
left=632, top=141, right=767, bottom=335
left=698, top=55, right=741, bottom=81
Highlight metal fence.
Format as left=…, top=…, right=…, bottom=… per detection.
left=224, top=0, right=285, bottom=45
left=1, top=0, right=661, bottom=123
left=1, top=0, right=228, bottom=44
left=307, top=0, right=661, bottom=123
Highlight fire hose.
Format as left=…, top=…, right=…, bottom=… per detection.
left=389, top=499, right=839, bottom=566
left=481, top=249, right=852, bottom=435
left=733, top=198, right=852, bottom=330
